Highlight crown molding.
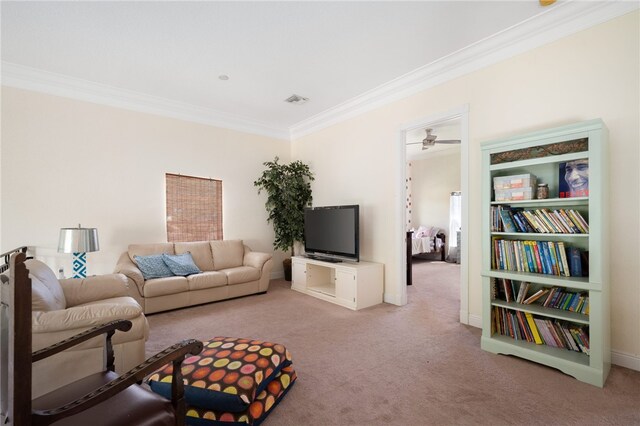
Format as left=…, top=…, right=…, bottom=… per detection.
left=289, top=1, right=639, bottom=139
left=2, top=1, right=636, bottom=142
left=1, top=62, right=290, bottom=141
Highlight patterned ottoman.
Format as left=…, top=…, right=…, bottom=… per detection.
left=147, top=337, right=296, bottom=425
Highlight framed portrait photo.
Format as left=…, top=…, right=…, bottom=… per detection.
left=559, top=158, right=589, bottom=198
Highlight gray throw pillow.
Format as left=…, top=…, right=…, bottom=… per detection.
left=162, top=252, right=201, bottom=276
left=133, top=254, right=174, bottom=280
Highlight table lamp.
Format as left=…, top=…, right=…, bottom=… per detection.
left=58, top=224, right=100, bottom=278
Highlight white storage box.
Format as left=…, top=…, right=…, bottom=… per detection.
left=493, top=173, right=537, bottom=190
left=495, top=187, right=534, bottom=201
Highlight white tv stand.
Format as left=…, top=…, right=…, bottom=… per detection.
left=291, top=256, right=384, bottom=310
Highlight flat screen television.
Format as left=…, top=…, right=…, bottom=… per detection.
left=304, top=205, right=359, bottom=262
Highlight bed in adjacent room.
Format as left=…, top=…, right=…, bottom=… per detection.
left=409, top=226, right=446, bottom=261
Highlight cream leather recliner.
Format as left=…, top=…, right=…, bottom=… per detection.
left=26, top=259, right=148, bottom=398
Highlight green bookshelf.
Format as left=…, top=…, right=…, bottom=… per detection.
left=481, top=119, right=610, bottom=387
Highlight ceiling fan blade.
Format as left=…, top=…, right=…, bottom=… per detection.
left=435, top=139, right=461, bottom=144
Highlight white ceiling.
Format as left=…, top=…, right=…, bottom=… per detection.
left=1, top=1, right=636, bottom=139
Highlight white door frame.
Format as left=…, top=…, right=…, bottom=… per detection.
left=395, top=104, right=470, bottom=324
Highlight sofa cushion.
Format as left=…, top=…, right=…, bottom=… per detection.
left=147, top=337, right=293, bottom=412
left=211, top=240, right=244, bottom=271
left=26, top=259, right=66, bottom=311
left=222, top=266, right=261, bottom=285
left=162, top=253, right=201, bottom=276
left=143, top=276, right=189, bottom=298
left=174, top=242, right=215, bottom=271
left=128, top=243, right=175, bottom=262
left=133, top=254, right=174, bottom=280
left=187, top=271, right=227, bottom=291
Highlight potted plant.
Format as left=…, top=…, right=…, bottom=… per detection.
left=254, top=157, right=314, bottom=281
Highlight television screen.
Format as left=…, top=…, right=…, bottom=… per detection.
left=304, top=205, right=359, bottom=262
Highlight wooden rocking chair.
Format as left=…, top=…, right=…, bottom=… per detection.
left=0, top=249, right=203, bottom=425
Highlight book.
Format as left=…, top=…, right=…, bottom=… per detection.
left=546, top=242, right=559, bottom=275
left=533, top=210, right=554, bottom=233
left=530, top=242, right=543, bottom=273
left=525, top=313, right=544, bottom=344
left=514, top=211, right=536, bottom=233
left=557, top=242, right=570, bottom=277
left=523, top=242, right=535, bottom=273
left=543, top=209, right=566, bottom=233
left=559, top=159, right=589, bottom=198
left=560, top=323, right=580, bottom=352
left=501, top=279, right=514, bottom=302
left=538, top=241, right=552, bottom=275
left=533, top=318, right=552, bottom=346
left=499, top=209, right=518, bottom=233
left=554, top=209, right=577, bottom=233
left=516, top=282, right=530, bottom=303
left=566, top=210, right=588, bottom=233
left=537, top=209, right=560, bottom=233
left=569, top=209, right=590, bottom=233
left=523, top=288, right=549, bottom=305
left=525, top=210, right=548, bottom=233
left=568, top=247, right=583, bottom=277
left=511, top=210, right=530, bottom=233
left=542, top=287, right=558, bottom=307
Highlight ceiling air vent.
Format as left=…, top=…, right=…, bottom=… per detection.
left=284, top=94, right=309, bottom=105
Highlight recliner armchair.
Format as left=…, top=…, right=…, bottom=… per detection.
left=1, top=248, right=203, bottom=426
left=26, top=258, right=148, bottom=398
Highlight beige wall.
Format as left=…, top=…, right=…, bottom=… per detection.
left=1, top=88, right=290, bottom=276
left=410, top=150, right=461, bottom=240
left=1, top=11, right=637, bottom=362
left=292, top=12, right=639, bottom=357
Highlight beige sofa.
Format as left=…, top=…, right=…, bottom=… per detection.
left=26, top=259, right=148, bottom=398
left=114, top=240, right=273, bottom=314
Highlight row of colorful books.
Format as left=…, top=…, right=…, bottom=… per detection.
left=490, top=206, right=589, bottom=234
left=542, top=287, right=589, bottom=314
left=492, top=238, right=586, bottom=277
left=492, top=306, right=590, bottom=354
left=493, top=279, right=590, bottom=315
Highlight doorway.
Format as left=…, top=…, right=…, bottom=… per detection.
left=396, top=105, right=470, bottom=324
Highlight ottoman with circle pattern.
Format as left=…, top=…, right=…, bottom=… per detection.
left=147, top=337, right=296, bottom=425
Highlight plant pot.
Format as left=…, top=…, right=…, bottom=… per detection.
left=283, top=258, right=292, bottom=281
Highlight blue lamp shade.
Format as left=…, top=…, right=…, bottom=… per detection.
left=58, top=225, right=99, bottom=278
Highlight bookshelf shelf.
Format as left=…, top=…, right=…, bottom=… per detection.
left=491, top=300, right=589, bottom=325
left=491, top=197, right=588, bottom=207
left=481, top=119, right=610, bottom=387
left=485, top=335, right=591, bottom=367
left=491, top=232, right=589, bottom=240
left=485, top=269, right=593, bottom=290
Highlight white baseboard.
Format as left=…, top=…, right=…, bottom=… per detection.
left=383, top=292, right=403, bottom=306
left=612, top=350, right=640, bottom=372
left=468, top=313, right=482, bottom=329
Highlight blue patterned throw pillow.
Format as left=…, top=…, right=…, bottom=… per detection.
left=133, top=254, right=174, bottom=280
left=162, top=252, right=201, bottom=276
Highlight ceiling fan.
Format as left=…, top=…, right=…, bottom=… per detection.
left=408, top=128, right=461, bottom=150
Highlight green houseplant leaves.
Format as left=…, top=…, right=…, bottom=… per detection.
left=254, top=157, right=314, bottom=257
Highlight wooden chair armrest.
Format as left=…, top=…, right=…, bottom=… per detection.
left=32, top=320, right=132, bottom=369
left=32, top=339, right=203, bottom=425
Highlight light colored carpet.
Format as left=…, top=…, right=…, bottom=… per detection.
left=146, top=260, right=640, bottom=425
